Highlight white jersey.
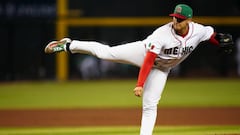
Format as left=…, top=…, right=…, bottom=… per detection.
left=143, top=22, right=214, bottom=70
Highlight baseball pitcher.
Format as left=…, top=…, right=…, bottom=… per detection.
left=44, top=4, right=233, bottom=135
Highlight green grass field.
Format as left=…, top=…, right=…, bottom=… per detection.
left=0, top=79, right=240, bottom=109
left=0, top=78, right=240, bottom=135
left=0, top=126, right=240, bottom=135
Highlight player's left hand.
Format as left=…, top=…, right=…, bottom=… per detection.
left=216, top=33, right=234, bottom=54
left=134, top=87, right=143, bottom=97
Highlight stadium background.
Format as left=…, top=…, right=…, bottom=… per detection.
left=0, top=0, right=239, bottom=81
left=0, top=1, right=240, bottom=134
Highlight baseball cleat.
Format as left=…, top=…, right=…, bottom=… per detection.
left=44, top=38, right=71, bottom=54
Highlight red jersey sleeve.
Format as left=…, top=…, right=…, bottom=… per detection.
left=209, top=32, right=219, bottom=46
left=136, top=51, right=157, bottom=87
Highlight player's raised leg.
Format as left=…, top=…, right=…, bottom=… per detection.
left=69, top=40, right=146, bottom=66
left=45, top=38, right=146, bottom=67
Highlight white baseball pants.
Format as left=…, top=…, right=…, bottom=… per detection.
left=69, top=40, right=169, bottom=135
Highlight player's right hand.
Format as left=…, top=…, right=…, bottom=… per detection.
left=133, top=87, right=143, bottom=97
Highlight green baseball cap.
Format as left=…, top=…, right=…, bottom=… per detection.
left=169, top=4, right=193, bottom=19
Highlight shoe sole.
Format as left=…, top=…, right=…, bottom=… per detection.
left=44, top=41, right=57, bottom=53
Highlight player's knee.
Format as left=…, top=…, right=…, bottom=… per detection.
left=94, top=45, right=115, bottom=60
left=142, top=104, right=157, bottom=115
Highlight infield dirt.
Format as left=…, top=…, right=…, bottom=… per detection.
left=0, top=107, right=240, bottom=127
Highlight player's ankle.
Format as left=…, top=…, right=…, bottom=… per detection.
left=65, top=42, right=71, bottom=53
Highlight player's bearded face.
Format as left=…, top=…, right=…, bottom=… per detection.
left=172, top=17, right=190, bottom=34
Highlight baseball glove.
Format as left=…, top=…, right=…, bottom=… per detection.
left=216, top=33, right=234, bottom=53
